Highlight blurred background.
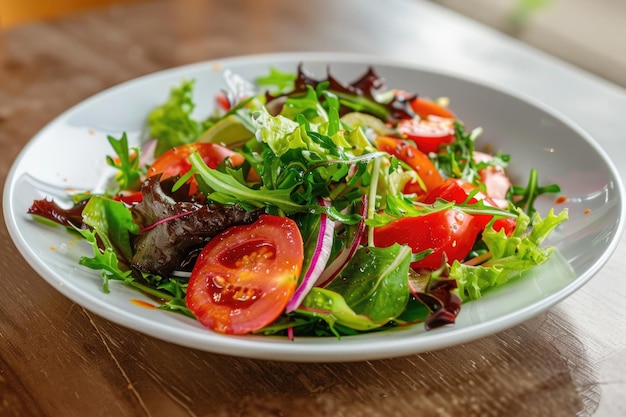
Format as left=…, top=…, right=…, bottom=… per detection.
left=1, top=0, right=625, bottom=87
left=432, top=0, right=626, bottom=88
left=0, top=0, right=144, bottom=27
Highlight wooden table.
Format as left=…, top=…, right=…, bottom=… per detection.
left=1, top=0, right=625, bottom=416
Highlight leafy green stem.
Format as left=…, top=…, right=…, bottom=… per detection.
left=509, top=168, right=560, bottom=215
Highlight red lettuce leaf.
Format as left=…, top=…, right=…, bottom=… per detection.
left=130, top=176, right=263, bottom=276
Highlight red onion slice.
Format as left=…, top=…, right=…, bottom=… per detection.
left=285, top=198, right=335, bottom=313
left=315, top=195, right=367, bottom=288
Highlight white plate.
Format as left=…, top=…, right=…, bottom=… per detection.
left=4, top=52, right=624, bottom=362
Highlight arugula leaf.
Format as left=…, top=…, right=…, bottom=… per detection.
left=159, top=298, right=195, bottom=318
left=435, top=121, right=484, bottom=185
left=77, top=227, right=194, bottom=316
left=508, top=167, right=561, bottom=216
left=76, top=227, right=133, bottom=293
left=189, top=151, right=306, bottom=213
left=105, top=132, right=141, bottom=193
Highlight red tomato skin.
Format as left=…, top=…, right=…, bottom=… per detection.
left=147, top=142, right=245, bottom=195
left=186, top=215, right=303, bottom=335
left=491, top=217, right=516, bottom=236
left=393, top=93, right=457, bottom=154
left=421, top=178, right=515, bottom=235
left=147, top=142, right=243, bottom=180
left=373, top=210, right=481, bottom=270
left=396, top=118, right=456, bottom=154
left=113, top=191, right=143, bottom=205
left=421, top=178, right=492, bottom=206
left=374, top=137, right=444, bottom=196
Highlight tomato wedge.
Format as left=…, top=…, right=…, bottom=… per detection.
left=186, top=215, right=304, bottom=334
left=421, top=178, right=516, bottom=235
left=374, top=136, right=443, bottom=196
left=374, top=209, right=481, bottom=270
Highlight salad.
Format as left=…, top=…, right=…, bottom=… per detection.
left=28, top=64, right=568, bottom=338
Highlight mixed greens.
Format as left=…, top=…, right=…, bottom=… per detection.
left=28, top=64, right=567, bottom=337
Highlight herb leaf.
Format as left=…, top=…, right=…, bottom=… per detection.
left=105, top=132, right=142, bottom=193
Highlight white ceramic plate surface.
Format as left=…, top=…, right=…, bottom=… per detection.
left=4, top=52, right=624, bottom=362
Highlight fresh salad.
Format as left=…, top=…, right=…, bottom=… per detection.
left=28, top=64, right=568, bottom=338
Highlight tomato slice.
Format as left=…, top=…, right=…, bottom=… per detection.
left=373, top=209, right=481, bottom=270
left=186, top=215, right=304, bottom=334
left=374, top=136, right=443, bottom=196
left=421, top=178, right=516, bottom=235
left=396, top=117, right=455, bottom=154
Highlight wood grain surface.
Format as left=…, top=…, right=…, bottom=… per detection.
left=1, top=1, right=625, bottom=416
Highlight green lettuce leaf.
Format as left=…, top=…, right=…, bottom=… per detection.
left=452, top=208, right=568, bottom=300
left=81, top=196, right=139, bottom=263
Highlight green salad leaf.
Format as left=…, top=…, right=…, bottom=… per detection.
left=452, top=208, right=568, bottom=300
left=148, top=80, right=206, bottom=156
left=105, top=132, right=142, bottom=193
left=295, top=244, right=412, bottom=332
left=80, top=196, right=138, bottom=263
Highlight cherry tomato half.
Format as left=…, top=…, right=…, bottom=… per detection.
left=374, top=136, right=443, bottom=196
left=186, top=214, right=304, bottom=334
left=421, top=178, right=516, bottom=235
left=373, top=209, right=481, bottom=270
left=396, top=117, right=456, bottom=154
